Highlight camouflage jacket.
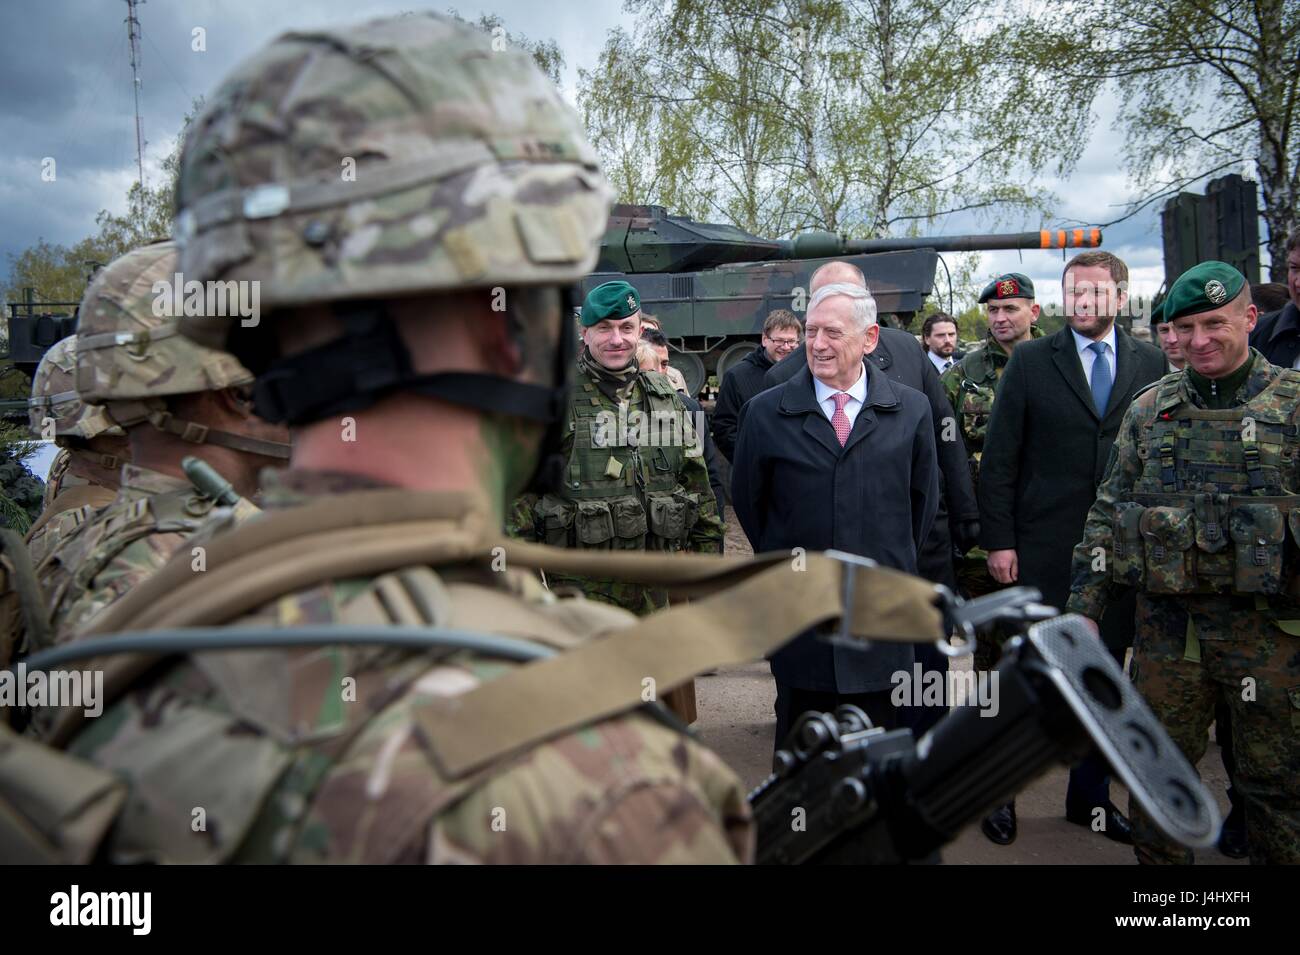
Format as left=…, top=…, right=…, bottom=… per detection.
left=1068, top=350, right=1300, bottom=620
left=60, top=471, right=752, bottom=864
left=940, top=326, right=1044, bottom=478
left=41, top=449, right=73, bottom=512
left=0, top=479, right=117, bottom=664
left=513, top=361, right=724, bottom=615
left=39, top=464, right=223, bottom=643
left=40, top=448, right=124, bottom=514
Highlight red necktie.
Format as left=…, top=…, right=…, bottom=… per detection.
left=831, top=392, right=852, bottom=446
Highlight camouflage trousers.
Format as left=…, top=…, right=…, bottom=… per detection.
left=1129, top=594, right=1300, bottom=865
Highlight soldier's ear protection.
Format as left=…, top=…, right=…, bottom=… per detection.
left=235, top=286, right=576, bottom=495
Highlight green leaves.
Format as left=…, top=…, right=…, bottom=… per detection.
left=1024, top=0, right=1299, bottom=280
left=578, top=0, right=1076, bottom=247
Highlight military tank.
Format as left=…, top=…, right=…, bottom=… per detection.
left=3, top=206, right=1107, bottom=404
left=5, top=289, right=79, bottom=379
left=581, top=204, right=1105, bottom=396
left=0, top=291, right=80, bottom=420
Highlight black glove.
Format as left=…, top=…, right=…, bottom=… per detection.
left=953, top=519, right=981, bottom=555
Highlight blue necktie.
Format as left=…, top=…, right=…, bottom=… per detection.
left=1088, top=341, right=1112, bottom=415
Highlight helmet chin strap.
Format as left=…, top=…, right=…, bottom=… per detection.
left=103, top=399, right=292, bottom=460
left=145, top=410, right=292, bottom=460
left=246, top=293, right=576, bottom=495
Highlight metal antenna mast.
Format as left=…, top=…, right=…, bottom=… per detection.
left=124, top=0, right=146, bottom=194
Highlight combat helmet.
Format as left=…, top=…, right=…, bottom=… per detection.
left=170, top=12, right=612, bottom=486
left=75, top=241, right=288, bottom=459
left=27, top=335, right=123, bottom=444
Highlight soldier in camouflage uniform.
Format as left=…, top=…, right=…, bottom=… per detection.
left=23, top=337, right=127, bottom=564
left=28, top=337, right=128, bottom=519
left=1069, top=261, right=1300, bottom=864
left=940, top=274, right=1043, bottom=649
left=516, top=281, right=724, bottom=723
left=33, top=241, right=289, bottom=644
left=517, top=279, right=724, bottom=613
left=940, top=273, right=1044, bottom=497
left=0, top=338, right=130, bottom=665
left=25, top=13, right=753, bottom=863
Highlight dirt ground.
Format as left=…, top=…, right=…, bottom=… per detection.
left=707, top=507, right=1244, bottom=865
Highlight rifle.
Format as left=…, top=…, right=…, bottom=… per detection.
left=750, top=587, right=1219, bottom=864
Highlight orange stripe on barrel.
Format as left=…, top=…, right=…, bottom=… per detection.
left=1057, top=230, right=1066, bottom=248
left=1040, top=230, right=1050, bottom=249
left=1090, top=228, right=1100, bottom=246
left=1073, top=228, right=1083, bottom=246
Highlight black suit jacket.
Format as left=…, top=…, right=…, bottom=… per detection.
left=711, top=346, right=775, bottom=462
left=765, top=331, right=977, bottom=588
left=978, top=325, right=1167, bottom=649
left=677, top=391, right=726, bottom=516
left=732, top=361, right=939, bottom=692
left=1249, top=302, right=1300, bottom=368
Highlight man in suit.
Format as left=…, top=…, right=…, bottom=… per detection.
left=1248, top=231, right=1300, bottom=367
left=979, top=251, right=1168, bottom=846
left=711, top=309, right=802, bottom=462
left=922, top=312, right=961, bottom=375
left=733, top=282, right=939, bottom=749
left=764, top=263, right=978, bottom=737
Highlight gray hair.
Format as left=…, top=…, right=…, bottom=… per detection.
left=808, top=282, right=877, bottom=331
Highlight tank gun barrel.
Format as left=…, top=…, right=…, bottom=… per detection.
left=783, top=227, right=1103, bottom=258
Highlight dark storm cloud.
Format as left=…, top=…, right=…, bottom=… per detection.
left=0, top=1, right=1198, bottom=309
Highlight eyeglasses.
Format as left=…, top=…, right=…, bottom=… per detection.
left=766, top=336, right=801, bottom=347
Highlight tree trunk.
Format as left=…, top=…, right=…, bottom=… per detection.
left=1253, top=0, right=1295, bottom=281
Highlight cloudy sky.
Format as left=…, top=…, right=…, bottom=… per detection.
left=0, top=0, right=1243, bottom=312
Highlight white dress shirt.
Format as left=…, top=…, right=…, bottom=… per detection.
left=1071, top=325, right=1117, bottom=386
left=813, top=362, right=868, bottom=430
left=927, top=350, right=955, bottom=375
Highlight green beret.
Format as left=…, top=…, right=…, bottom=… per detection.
left=1149, top=297, right=1166, bottom=326
left=1163, top=261, right=1247, bottom=323
left=580, top=281, right=641, bottom=327
left=978, top=272, right=1034, bottom=304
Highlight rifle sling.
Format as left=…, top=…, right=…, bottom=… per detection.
left=52, top=490, right=942, bottom=769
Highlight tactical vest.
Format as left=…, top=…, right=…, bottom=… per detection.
left=1110, top=370, right=1300, bottom=595
left=950, top=343, right=1011, bottom=456
left=535, top=372, right=702, bottom=552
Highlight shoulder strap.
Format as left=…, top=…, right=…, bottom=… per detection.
left=1152, top=374, right=1188, bottom=416
left=639, top=370, right=677, bottom=398
left=51, top=490, right=942, bottom=753
left=24, top=484, right=117, bottom=543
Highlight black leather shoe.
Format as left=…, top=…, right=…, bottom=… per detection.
left=980, top=802, right=1017, bottom=845
left=1218, top=804, right=1248, bottom=859
left=1066, top=802, right=1134, bottom=845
